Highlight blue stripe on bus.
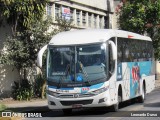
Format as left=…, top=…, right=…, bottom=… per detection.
left=48, top=86, right=57, bottom=89
left=90, top=82, right=104, bottom=89
left=48, top=82, right=104, bottom=91
left=48, top=86, right=74, bottom=90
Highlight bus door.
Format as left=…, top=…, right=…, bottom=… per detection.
left=108, top=40, right=117, bottom=103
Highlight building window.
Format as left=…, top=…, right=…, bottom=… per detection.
left=94, top=15, right=97, bottom=28
left=76, top=10, right=80, bottom=26
left=55, top=4, right=61, bottom=19
left=104, top=16, right=108, bottom=28
left=46, top=4, right=52, bottom=16
left=117, top=38, right=153, bottom=63
left=88, top=13, right=92, bottom=27
left=82, top=12, right=86, bottom=26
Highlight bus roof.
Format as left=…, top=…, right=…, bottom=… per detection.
left=49, top=29, right=152, bottom=46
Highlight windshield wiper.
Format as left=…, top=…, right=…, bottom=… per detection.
left=79, top=61, right=91, bottom=86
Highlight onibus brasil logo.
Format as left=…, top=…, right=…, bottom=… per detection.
left=1, top=112, right=42, bottom=118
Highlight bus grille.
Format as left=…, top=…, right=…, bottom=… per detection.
left=60, top=99, right=93, bottom=106
left=58, top=93, right=95, bottom=98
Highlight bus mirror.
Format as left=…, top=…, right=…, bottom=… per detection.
left=108, top=40, right=117, bottom=60
left=37, top=45, right=47, bottom=68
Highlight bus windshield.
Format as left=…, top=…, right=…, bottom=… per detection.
left=47, top=43, right=107, bottom=87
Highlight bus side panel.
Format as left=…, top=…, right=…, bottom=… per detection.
left=117, top=62, right=130, bottom=101
left=141, top=59, right=155, bottom=94
left=118, top=61, right=154, bottom=100
left=122, top=63, right=130, bottom=101
left=127, top=61, right=154, bottom=98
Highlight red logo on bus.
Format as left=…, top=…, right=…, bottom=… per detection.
left=128, top=35, right=134, bottom=38
left=82, top=87, right=90, bottom=91
left=132, top=66, right=140, bottom=84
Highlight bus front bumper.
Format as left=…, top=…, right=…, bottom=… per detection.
left=47, top=92, right=111, bottom=110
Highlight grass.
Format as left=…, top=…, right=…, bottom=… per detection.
left=0, top=104, right=6, bottom=111
left=0, top=104, right=22, bottom=120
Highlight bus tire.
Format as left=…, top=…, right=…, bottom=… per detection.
left=62, top=109, right=72, bottom=115
left=111, top=95, right=121, bottom=112
left=111, top=103, right=118, bottom=112
left=138, top=83, right=145, bottom=103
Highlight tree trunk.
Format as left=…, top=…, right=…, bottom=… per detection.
left=41, top=80, right=46, bottom=99
left=18, top=68, right=21, bottom=86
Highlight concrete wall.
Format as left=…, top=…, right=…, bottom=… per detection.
left=51, top=0, right=110, bottom=11
left=0, top=65, right=19, bottom=98
left=72, top=0, right=108, bottom=10
left=0, top=23, right=11, bottom=50
left=0, top=23, right=20, bottom=98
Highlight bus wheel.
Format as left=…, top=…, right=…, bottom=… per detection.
left=138, top=84, right=145, bottom=103
left=62, top=109, right=72, bottom=115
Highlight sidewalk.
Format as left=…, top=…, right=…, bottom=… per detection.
left=1, top=99, right=48, bottom=113
left=5, top=99, right=47, bottom=109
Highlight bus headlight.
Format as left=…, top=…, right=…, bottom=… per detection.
left=47, top=90, right=59, bottom=97
left=91, top=86, right=109, bottom=95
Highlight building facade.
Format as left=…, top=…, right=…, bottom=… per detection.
left=46, top=0, right=114, bottom=29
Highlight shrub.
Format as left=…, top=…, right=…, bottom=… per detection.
left=12, top=79, right=33, bottom=101
left=0, top=104, right=6, bottom=111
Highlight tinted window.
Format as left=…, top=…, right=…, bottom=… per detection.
left=117, top=38, right=153, bottom=63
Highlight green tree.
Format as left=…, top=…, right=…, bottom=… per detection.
left=0, top=18, right=54, bottom=79
left=0, top=0, right=48, bottom=36
left=118, top=0, right=160, bottom=59
left=0, top=17, right=74, bottom=78
left=0, top=17, right=74, bottom=99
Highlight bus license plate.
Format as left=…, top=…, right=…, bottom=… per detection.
left=72, top=104, right=82, bottom=108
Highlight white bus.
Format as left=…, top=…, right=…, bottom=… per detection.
left=37, top=29, right=155, bottom=114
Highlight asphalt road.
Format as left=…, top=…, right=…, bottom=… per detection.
left=25, top=88, right=160, bottom=120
